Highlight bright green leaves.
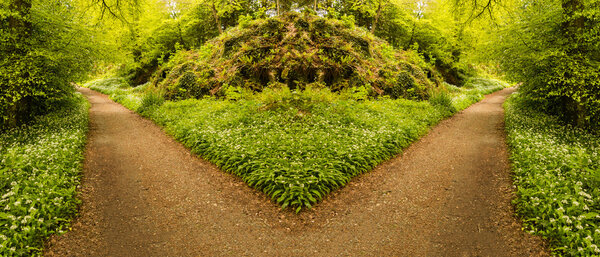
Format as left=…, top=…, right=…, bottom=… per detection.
left=0, top=94, right=89, bottom=256
left=493, top=0, right=600, bottom=129
left=1, top=0, right=101, bottom=128
left=505, top=94, right=600, bottom=256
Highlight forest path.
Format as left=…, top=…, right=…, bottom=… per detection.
left=45, top=87, right=547, bottom=256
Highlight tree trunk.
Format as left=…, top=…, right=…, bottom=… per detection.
left=276, top=0, right=280, bottom=15
left=6, top=0, right=32, bottom=127
left=562, top=0, right=585, bottom=34
left=561, top=0, right=587, bottom=127
left=8, top=0, right=32, bottom=45
left=177, top=23, right=187, bottom=49
left=211, top=1, right=223, bottom=34
left=371, top=1, right=382, bottom=33
left=406, top=23, right=416, bottom=49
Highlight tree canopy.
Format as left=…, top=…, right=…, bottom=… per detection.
left=1, top=0, right=599, bottom=129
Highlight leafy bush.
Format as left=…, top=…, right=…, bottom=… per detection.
left=495, top=0, right=600, bottom=129
left=116, top=1, right=258, bottom=86
left=333, top=1, right=473, bottom=86
left=0, top=0, right=99, bottom=128
left=153, top=13, right=438, bottom=101
left=0, top=94, right=89, bottom=256
left=505, top=94, right=600, bottom=256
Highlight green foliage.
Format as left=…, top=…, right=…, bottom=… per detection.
left=115, top=0, right=263, bottom=86
left=154, top=13, right=437, bottom=101
left=137, top=92, right=165, bottom=115
left=429, top=90, right=456, bottom=116
left=448, top=77, right=509, bottom=111
left=505, top=93, right=600, bottom=256
left=146, top=89, right=441, bottom=212
left=327, top=0, right=473, bottom=86
left=494, top=0, right=600, bottom=129
left=428, top=77, right=508, bottom=116
left=0, top=0, right=102, bottom=128
left=0, top=94, right=88, bottom=256
left=84, top=78, right=147, bottom=110
left=88, top=76, right=505, bottom=212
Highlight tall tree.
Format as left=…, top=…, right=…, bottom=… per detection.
left=1, top=0, right=102, bottom=127
left=493, top=0, right=600, bottom=127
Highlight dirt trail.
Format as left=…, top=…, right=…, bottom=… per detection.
left=45, top=87, right=547, bottom=256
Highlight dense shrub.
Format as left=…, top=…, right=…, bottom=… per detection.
left=153, top=13, right=439, bottom=101
left=495, top=0, right=600, bottom=129
left=329, top=1, right=473, bottom=86
left=117, top=1, right=251, bottom=86
left=0, top=0, right=98, bottom=128
left=137, top=92, right=165, bottom=115
left=429, top=90, right=456, bottom=116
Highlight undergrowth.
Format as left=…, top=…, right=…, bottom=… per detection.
left=505, top=93, right=600, bottom=256
left=86, top=76, right=506, bottom=212
left=85, top=77, right=147, bottom=111
left=0, top=94, right=89, bottom=256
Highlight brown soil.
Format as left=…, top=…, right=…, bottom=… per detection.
left=44, top=87, right=548, bottom=256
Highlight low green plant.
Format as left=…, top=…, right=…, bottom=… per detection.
left=0, top=94, right=89, bottom=256
left=84, top=78, right=147, bottom=110
left=505, top=93, right=600, bottom=256
left=149, top=92, right=441, bottom=213
left=448, top=77, right=509, bottom=111
left=429, top=90, right=456, bottom=117
left=88, top=76, right=506, bottom=212
left=137, top=92, right=165, bottom=115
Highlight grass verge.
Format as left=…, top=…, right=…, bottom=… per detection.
left=505, top=93, right=600, bottom=256
left=85, top=76, right=506, bottom=212
left=0, top=94, right=89, bottom=256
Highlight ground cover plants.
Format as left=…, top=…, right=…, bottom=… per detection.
left=0, top=94, right=89, bottom=256
left=86, top=76, right=506, bottom=212
left=505, top=94, right=600, bottom=256
left=85, top=78, right=147, bottom=111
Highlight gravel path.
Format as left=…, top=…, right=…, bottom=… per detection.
left=45, top=87, right=547, bottom=256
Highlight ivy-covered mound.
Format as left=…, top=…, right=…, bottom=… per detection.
left=152, top=13, right=439, bottom=100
